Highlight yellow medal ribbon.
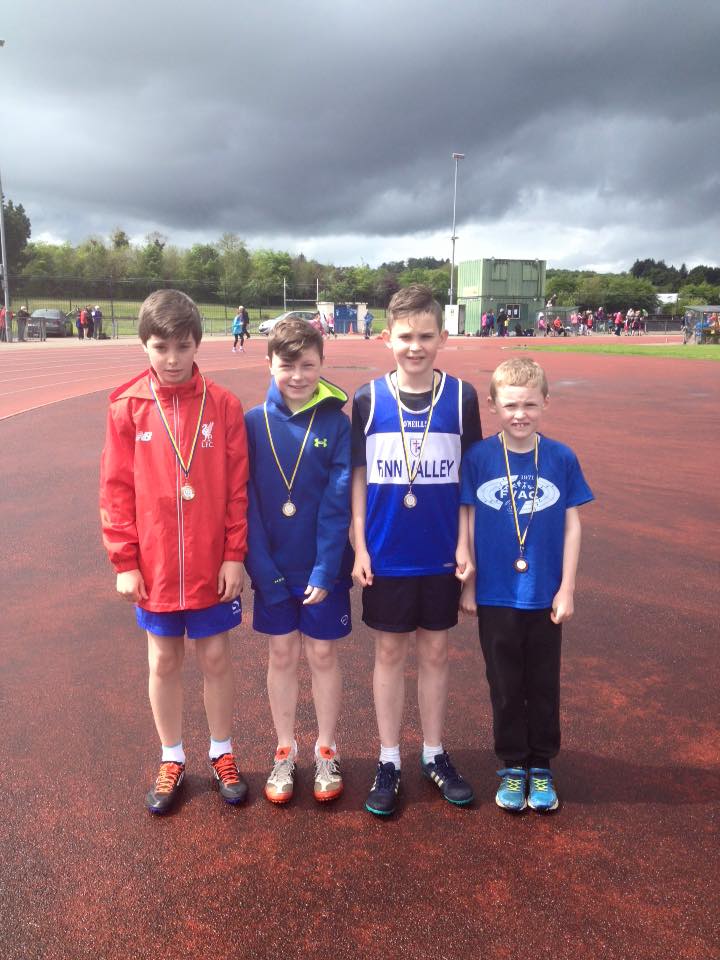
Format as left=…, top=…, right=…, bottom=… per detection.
left=500, top=431, right=540, bottom=562
left=149, top=374, right=207, bottom=494
left=393, top=370, right=439, bottom=504
left=263, top=403, right=317, bottom=515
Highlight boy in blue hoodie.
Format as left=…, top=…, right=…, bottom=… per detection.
left=244, top=318, right=353, bottom=805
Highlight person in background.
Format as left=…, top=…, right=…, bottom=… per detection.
left=92, top=305, right=104, bottom=339
left=363, top=309, right=374, bottom=340
left=17, top=305, right=30, bottom=342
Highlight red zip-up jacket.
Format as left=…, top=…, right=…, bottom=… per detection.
left=99, top=365, right=248, bottom=612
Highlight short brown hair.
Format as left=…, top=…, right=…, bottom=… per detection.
left=490, top=358, right=549, bottom=400
left=137, top=290, right=203, bottom=345
left=387, top=283, right=443, bottom=331
left=268, top=317, right=324, bottom=361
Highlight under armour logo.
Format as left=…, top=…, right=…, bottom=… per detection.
left=314, top=437, right=328, bottom=448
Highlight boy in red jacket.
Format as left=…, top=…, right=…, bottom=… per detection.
left=100, top=290, right=249, bottom=814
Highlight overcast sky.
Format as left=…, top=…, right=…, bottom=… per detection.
left=3, top=1, right=719, bottom=271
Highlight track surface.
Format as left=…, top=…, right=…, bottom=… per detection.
left=0, top=335, right=717, bottom=960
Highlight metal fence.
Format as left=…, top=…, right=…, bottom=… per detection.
left=2, top=275, right=385, bottom=340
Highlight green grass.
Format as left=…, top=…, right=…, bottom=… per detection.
left=512, top=341, right=720, bottom=360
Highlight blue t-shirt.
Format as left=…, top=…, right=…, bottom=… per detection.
left=460, top=434, right=593, bottom=609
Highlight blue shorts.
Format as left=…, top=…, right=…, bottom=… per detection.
left=136, top=599, right=242, bottom=639
left=253, top=583, right=351, bottom=641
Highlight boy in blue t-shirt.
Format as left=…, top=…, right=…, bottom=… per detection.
left=352, top=284, right=482, bottom=816
left=244, top=318, right=353, bottom=806
left=460, top=358, right=593, bottom=813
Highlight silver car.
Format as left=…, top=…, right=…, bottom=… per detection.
left=27, top=309, right=74, bottom=338
left=258, top=310, right=329, bottom=336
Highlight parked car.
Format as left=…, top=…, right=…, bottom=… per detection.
left=27, top=308, right=74, bottom=338
left=258, top=310, right=329, bottom=336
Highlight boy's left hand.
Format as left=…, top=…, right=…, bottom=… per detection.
left=218, top=561, right=244, bottom=602
left=459, top=579, right=476, bottom=616
left=303, top=585, right=328, bottom=605
left=550, top=586, right=574, bottom=624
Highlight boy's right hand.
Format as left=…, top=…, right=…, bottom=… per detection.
left=352, top=549, right=374, bottom=587
left=116, top=569, right=148, bottom=604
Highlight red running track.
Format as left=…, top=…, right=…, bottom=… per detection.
left=0, top=335, right=717, bottom=960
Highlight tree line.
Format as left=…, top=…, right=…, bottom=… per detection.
left=3, top=199, right=718, bottom=311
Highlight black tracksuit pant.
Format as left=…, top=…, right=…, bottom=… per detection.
left=477, top=605, right=562, bottom=768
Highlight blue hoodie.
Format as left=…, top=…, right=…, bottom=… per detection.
left=244, top=377, right=353, bottom=606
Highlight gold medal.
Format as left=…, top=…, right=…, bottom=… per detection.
left=500, top=432, right=540, bottom=573
left=394, top=371, right=438, bottom=509
left=150, top=374, right=207, bottom=504
left=264, top=403, right=317, bottom=518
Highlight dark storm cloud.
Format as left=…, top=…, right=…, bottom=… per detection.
left=3, top=0, right=719, bottom=266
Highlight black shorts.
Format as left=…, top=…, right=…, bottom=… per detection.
left=362, top=573, right=461, bottom=633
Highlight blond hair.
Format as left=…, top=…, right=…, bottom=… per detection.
left=489, top=358, right=548, bottom=399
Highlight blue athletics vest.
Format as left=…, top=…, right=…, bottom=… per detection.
left=364, top=371, right=463, bottom=576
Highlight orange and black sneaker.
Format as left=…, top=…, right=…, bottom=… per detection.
left=210, top=753, right=248, bottom=805
left=145, top=761, right=185, bottom=815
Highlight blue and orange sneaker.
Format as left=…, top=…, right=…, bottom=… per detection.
left=210, top=753, right=248, bottom=805
left=145, top=761, right=185, bottom=815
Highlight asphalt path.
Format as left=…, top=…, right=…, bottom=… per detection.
left=0, top=334, right=717, bottom=960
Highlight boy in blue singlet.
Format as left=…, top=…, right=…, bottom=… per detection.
left=352, top=284, right=482, bottom=816
left=244, top=318, right=353, bottom=805
left=459, top=358, right=594, bottom=813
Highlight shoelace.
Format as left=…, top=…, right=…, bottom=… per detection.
left=374, top=763, right=398, bottom=791
left=530, top=774, right=551, bottom=792
left=501, top=774, right=525, bottom=794
left=270, top=757, right=295, bottom=785
left=213, top=753, right=239, bottom=784
left=155, top=762, right=184, bottom=794
left=433, top=752, right=463, bottom=784
left=316, top=756, right=340, bottom=782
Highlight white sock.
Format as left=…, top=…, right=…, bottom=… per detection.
left=315, top=739, right=337, bottom=759
left=423, top=743, right=443, bottom=765
left=161, top=742, right=186, bottom=764
left=209, top=737, right=232, bottom=760
left=379, top=744, right=401, bottom=770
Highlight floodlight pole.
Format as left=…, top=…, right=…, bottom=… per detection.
left=0, top=41, right=10, bottom=342
left=449, top=152, right=464, bottom=306
left=0, top=167, right=10, bottom=341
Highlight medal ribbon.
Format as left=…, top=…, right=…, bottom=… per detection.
left=393, top=371, right=438, bottom=488
left=500, top=432, right=540, bottom=555
left=149, top=374, right=207, bottom=481
left=263, top=403, right=317, bottom=499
